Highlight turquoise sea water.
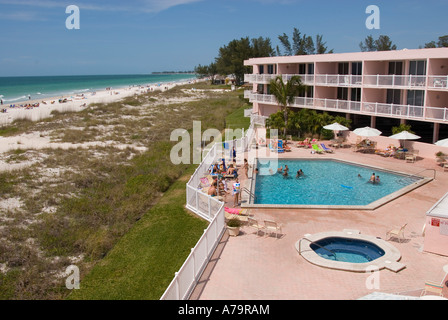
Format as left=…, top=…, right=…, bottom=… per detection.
left=0, top=74, right=197, bottom=103
left=254, top=159, right=420, bottom=206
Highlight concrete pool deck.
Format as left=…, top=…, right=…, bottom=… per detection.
left=190, top=143, right=448, bottom=300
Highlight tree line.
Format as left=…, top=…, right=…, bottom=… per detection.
left=195, top=29, right=448, bottom=85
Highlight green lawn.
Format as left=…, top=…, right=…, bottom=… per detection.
left=68, top=165, right=208, bottom=300
left=225, top=104, right=252, bottom=139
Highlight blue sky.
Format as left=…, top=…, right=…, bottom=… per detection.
left=0, top=0, right=447, bottom=76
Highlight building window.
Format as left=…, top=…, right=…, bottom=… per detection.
left=389, top=61, right=403, bottom=75
left=351, top=62, right=362, bottom=75
left=407, top=90, right=425, bottom=106
left=259, top=65, right=264, bottom=74
left=351, top=88, right=361, bottom=102
left=307, top=86, right=314, bottom=98
left=267, top=64, right=275, bottom=74
left=308, top=64, right=314, bottom=75
left=337, top=87, right=348, bottom=100
left=338, top=62, right=349, bottom=75
left=299, top=64, right=306, bottom=75
left=409, top=60, right=426, bottom=76
left=387, top=89, right=401, bottom=105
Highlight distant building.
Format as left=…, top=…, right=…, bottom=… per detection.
left=213, top=75, right=236, bottom=85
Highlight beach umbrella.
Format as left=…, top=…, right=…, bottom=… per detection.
left=323, top=122, right=349, bottom=140
left=353, top=127, right=382, bottom=137
left=435, top=138, right=448, bottom=147
left=389, top=131, right=421, bottom=149
left=323, top=122, right=349, bottom=131
left=389, top=131, right=421, bottom=140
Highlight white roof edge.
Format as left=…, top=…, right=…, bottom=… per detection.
left=244, top=47, right=448, bottom=66
left=426, top=192, right=448, bottom=218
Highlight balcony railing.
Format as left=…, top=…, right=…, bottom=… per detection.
left=315, top=74, right=362, bottom=87
left=245, top=91, right=448, bottom=122
left=244, top=73, right=314, bottom=85
left=363, top=74, right=426, bottom=88
left=245, top=73, right=441, bottom=90
left=428, top=75, right=448, bottom=89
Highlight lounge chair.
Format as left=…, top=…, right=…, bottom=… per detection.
left=311, top=144, right=324, bottom=154
left=277, top=140, right=285, bottom=153
left=247, top=217, right=265, bottom=236
left=405, top=150, right=419, bottom=163
left=420, top=281, right=444, bottom=297
left=264, top=220, right=282, bottom=238
left=386, top=223, right=407, bottom=243
left=320, top=143, right=334, bottom=153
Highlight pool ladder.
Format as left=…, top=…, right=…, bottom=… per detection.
left=396, top=168, right=436, bottom=185
left=242, top=187, right=257, bottom=202
left=299, top=237, right=339, bottom=260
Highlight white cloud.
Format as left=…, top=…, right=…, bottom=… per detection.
left=140, top=0, right=204, bottom=12
left=0, top=11, right=48, bottom=21
left=0, top=0, right=205, bottom=13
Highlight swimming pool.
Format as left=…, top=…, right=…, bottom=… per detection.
left=248, top=158, right=430, bottom=209
left=310, top=237, right=385, bottom=263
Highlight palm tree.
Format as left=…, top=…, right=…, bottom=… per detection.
left=269, top=75, right=306, bottom=137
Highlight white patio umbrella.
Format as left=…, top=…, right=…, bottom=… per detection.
left=323, top=122, right=349, bottom=140
left=389, top=131, right=421, bottom=150
left=323, top=122, right=349, bottom=131
left=435, top=138, right=448, bottom=147
left=353, top=126, right=382, bottom=137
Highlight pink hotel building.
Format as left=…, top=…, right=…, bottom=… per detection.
left=244, top=48, right=448, bottom=143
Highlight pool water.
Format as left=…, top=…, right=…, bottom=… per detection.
left=254, top=159, right=420, bottom=206
left=310, top=237, right=385, bottom=263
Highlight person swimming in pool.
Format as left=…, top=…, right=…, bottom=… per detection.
left=283, top=165, right=289, bottom=177
left=296, top=169, right=304, bottom=178
left=369, top=173, right=376, bottom=184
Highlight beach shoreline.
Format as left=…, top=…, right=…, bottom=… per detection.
left=0, top=77, right=200, bottom=126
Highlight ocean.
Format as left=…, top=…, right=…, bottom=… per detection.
left=0, top=74, right=197, bottom=103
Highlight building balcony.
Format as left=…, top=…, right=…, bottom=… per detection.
left=244, top=74, right=314, bottom=85
left=363, top=74, right=426, bottom=88
left=428, top=75, right=448, bottom=89
left=315, top=74, right=362, bottom=87
left=244, top=91, right=448, bottom=123
left=244, top=73, right=438, bottom=90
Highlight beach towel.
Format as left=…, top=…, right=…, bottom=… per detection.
left=200, top=177, right=210, bottom=188
left=224, top=207, right=247, bottom=215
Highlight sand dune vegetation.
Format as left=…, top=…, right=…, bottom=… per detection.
left=0, top=82, right=250, bottom=299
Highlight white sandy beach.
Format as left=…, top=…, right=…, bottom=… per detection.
left=0, top=78, right=198, bottom=127
left=0, top=78, right=218, bottom=174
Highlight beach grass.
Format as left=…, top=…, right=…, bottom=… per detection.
left=0, top=83, right=247, bottom=299
left=67, top=165, right=206, bottom=300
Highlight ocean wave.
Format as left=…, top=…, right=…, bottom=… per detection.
left=3, top=95, right=28, bottom=103
left=73, top=88, right=91, bottom=93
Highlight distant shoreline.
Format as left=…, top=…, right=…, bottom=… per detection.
left=151, top=72, right=196, bottom=75
left=0, top=74, right=198, bottom=104
left=0, top=77, right=204, bottom=127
